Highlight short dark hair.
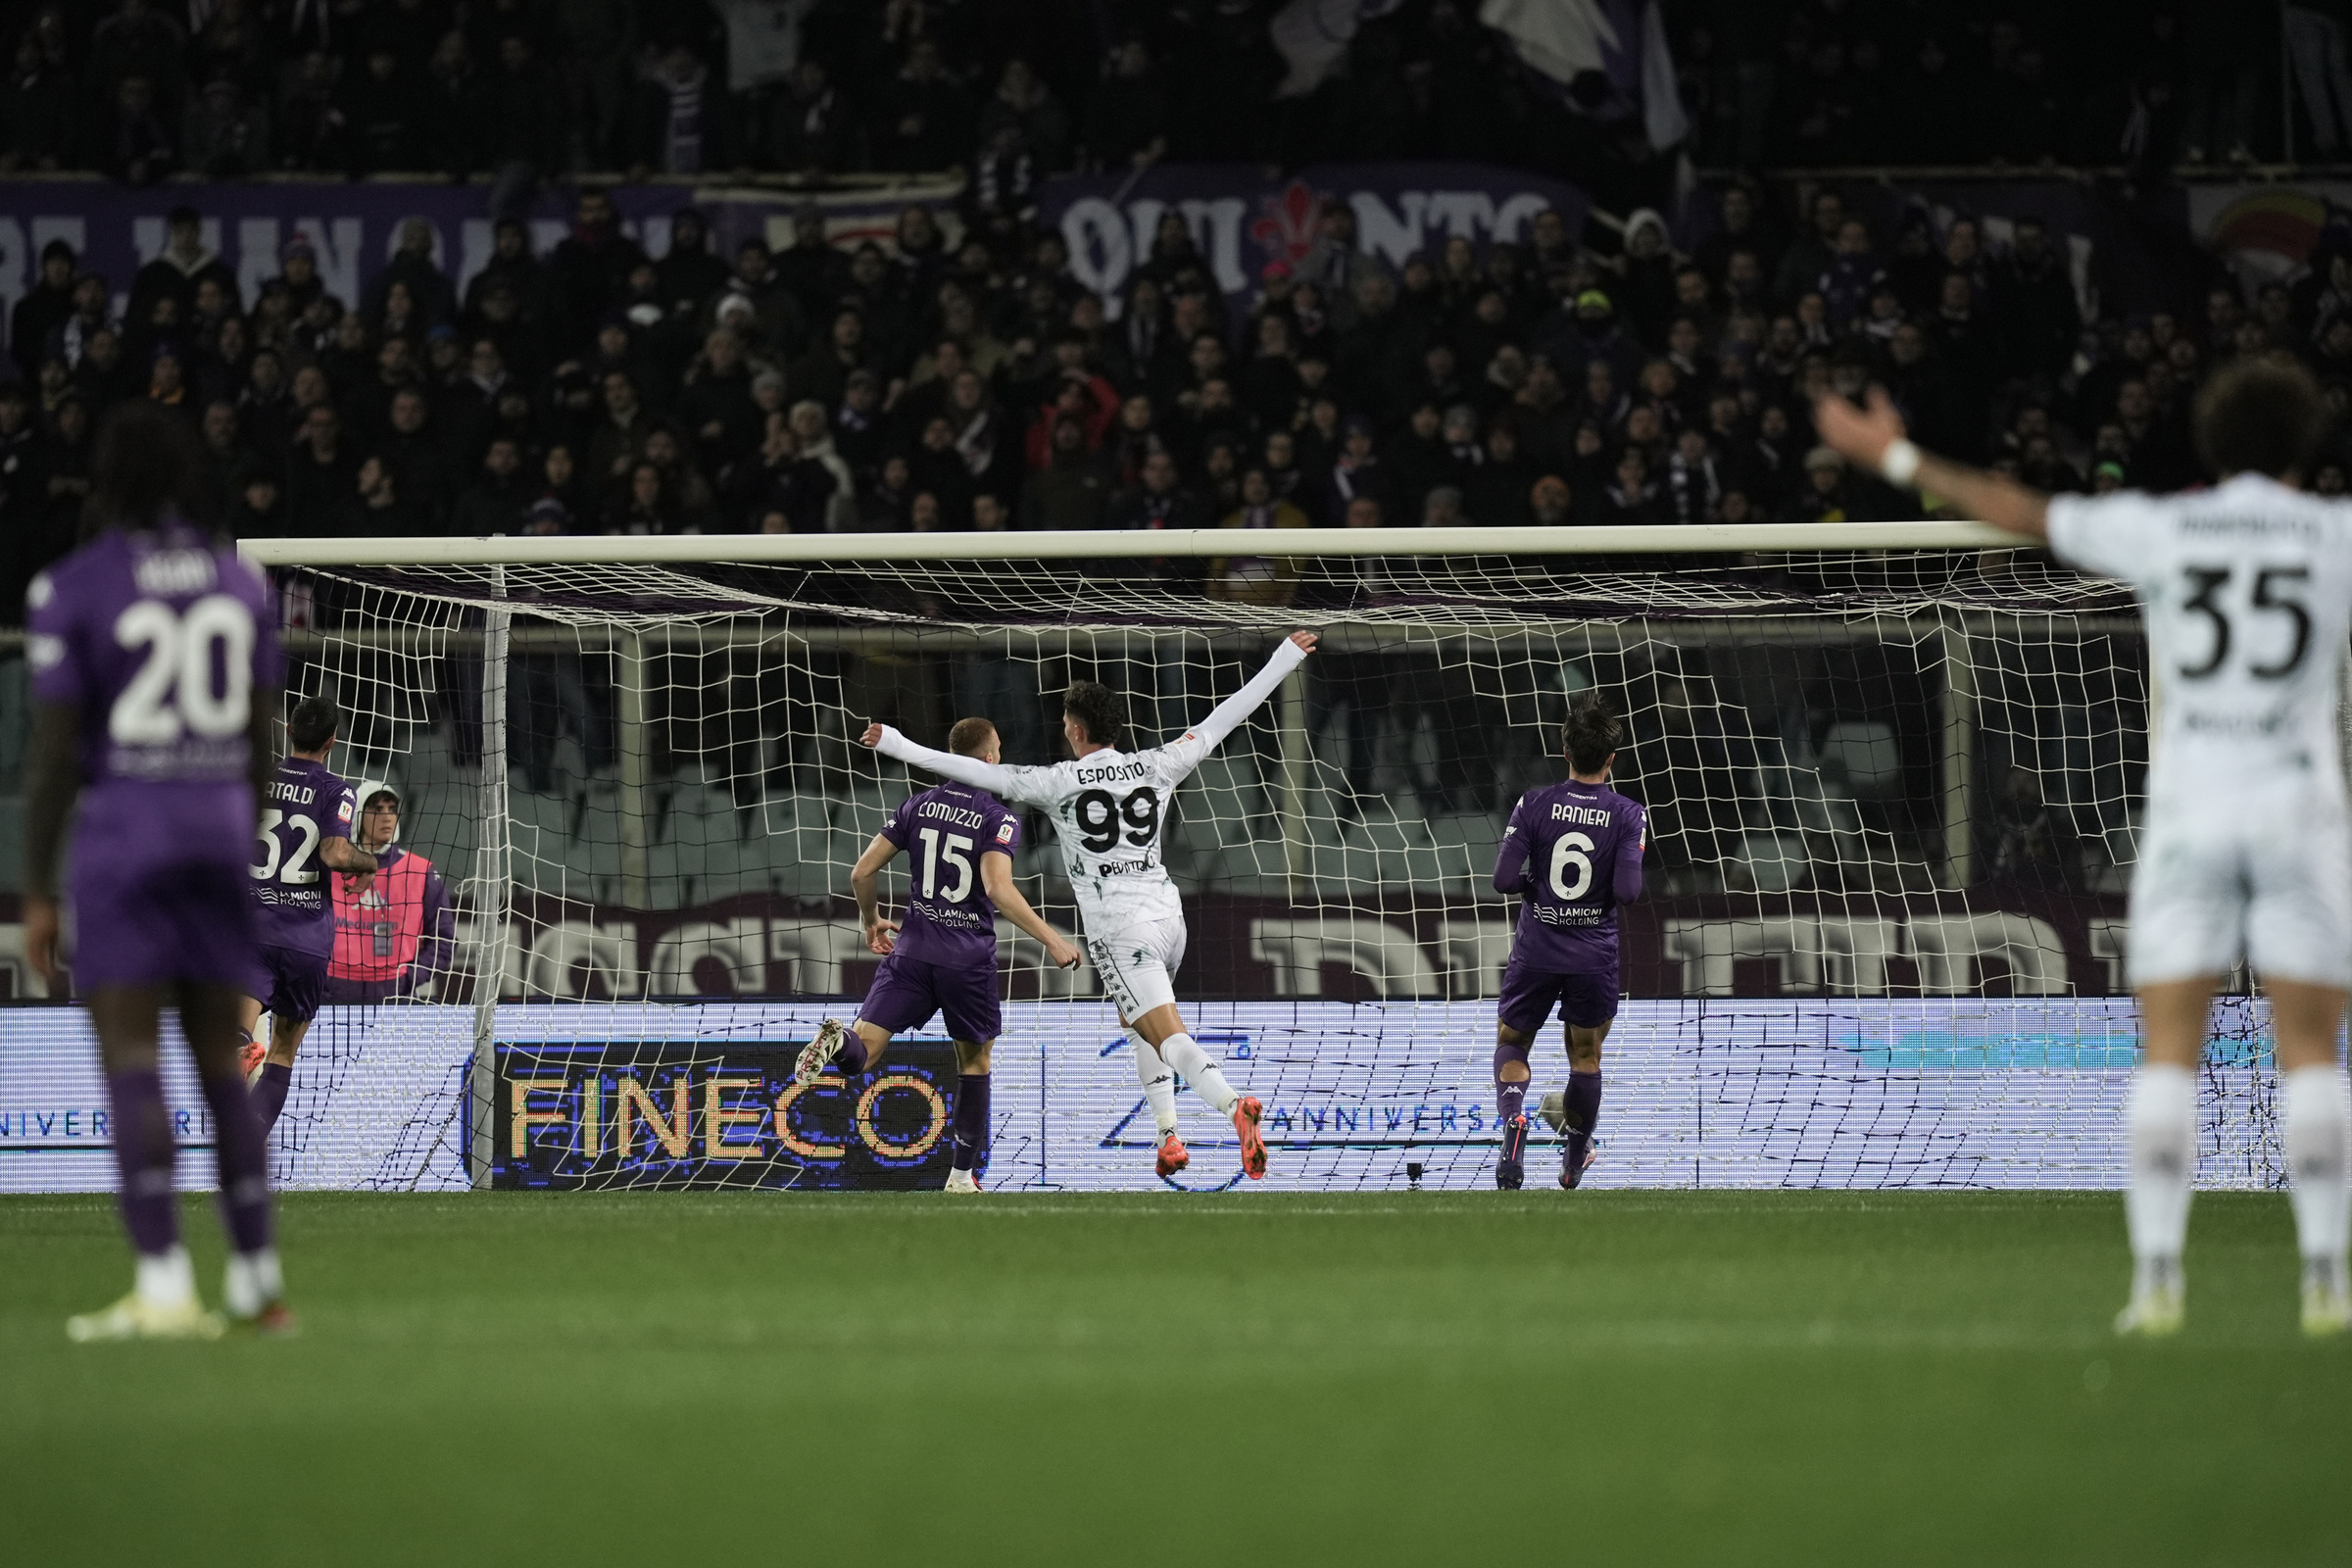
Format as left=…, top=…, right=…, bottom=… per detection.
left=1563, top=693, right=1624, bottom=774
left=948, top=716, right=998, bottom=758
left=1062, top=680, right=1125, bottom=750
left=288, top=694, right=340, bottom=753
left=2193, top=357, right=2333, bottom=479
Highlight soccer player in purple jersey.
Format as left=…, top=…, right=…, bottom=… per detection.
left=23, top=405, right=289, bottom=1338
left=795, top=717, right=1082, bottom=1192
left=1491, top=696, right=1647, bottom=1191
left=238, top=694, right=378, bottom=1142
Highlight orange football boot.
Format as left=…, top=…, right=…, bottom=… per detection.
left=1156, top=1132, right=1190, bottom=1178
left=1233, top=1097, right=1268, bottom=1179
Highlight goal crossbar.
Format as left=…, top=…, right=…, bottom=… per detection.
left=238, top=520, right=2018, bottom=569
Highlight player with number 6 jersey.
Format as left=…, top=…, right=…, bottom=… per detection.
left=795, top=716, right=1081, bottom=1193
left=1493, top=696, right=1646, bottom=1192
left=865, top=631, right=1319, bottom=1183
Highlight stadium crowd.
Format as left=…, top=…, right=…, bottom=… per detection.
left=0, top=0, right=2346, bottom=619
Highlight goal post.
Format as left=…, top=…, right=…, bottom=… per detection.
left=224, top=523, right=2284, bottom=1194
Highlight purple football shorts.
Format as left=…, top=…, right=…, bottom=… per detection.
left=858, top=950, right=1002, bottom=1045
left=242, top=943, right=327, bottom=1023
left=1496, top=957, right=1620, bottom=1036
left=68, top=853, right=257, bottom=993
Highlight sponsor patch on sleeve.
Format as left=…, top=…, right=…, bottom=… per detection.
left=996, top=819, right=1017, bottom=844
left=336, top=792, right=355, bottom=825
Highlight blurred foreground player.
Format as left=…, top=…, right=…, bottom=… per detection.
left=866, top=632, right=1319, bottom=1182
left=1492, top=696, right=1646, bottom=1191
left=1817, top=359, right=2352, bottom=1337
left=797, top=717, right=1082, bottom=1192
left=239, top=695, right=377, bottom=1139
left=325, top=782, right=454, bottom=1004
left=24, top=404, right=288, bottom=1338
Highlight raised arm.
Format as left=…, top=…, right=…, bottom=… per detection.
left=980, top=851, right=1082, bottom=969
left=1812, top=387, right=2050, bottom=541
left=862, top=724, right=1044, bottom=803
left=1170, top=630, right=1318, bottom=764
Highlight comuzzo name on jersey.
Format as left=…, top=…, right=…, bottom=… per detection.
left=1550, top=802, right=1615, bottom=825
left=917, top=800, right=986, bottom=830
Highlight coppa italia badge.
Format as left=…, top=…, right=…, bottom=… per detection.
left=494, top=1037, right=960, bottom=1191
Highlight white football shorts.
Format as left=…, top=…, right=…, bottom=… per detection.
left=2128, top=797, right=2352, bottom=989
left=1089, top=916, right=1189, bottom=1022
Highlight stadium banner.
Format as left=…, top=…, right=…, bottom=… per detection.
left=0, top=176, right=965, bottom=365
left=0, top=998, right=2279, bottom=1195
left=1040, top=163, right=1592, bottom=316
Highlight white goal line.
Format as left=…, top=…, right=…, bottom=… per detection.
left=237, top=521, right=2019, bottom=568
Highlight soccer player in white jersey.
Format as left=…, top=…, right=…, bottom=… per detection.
left=863, top=631, right=1319, bottom=1181
left=1817, top=358, right=2352, bottom=1337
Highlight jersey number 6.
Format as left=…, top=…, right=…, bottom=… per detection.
left=1075, top=787, right=1160, bottom=854
left=1549, top=831, right=1596, bottom=900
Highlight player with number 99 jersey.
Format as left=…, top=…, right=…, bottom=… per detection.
left=25, top=522, right=279, bottom=990
left=2047, top=471, right=2352, bottom=987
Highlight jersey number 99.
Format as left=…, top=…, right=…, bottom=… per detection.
left=1075, top=787, right=1160, bottom=853
left=110, top=594, right=255, bottom=744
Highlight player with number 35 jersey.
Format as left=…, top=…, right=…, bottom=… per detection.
left=867, top=631, right=1319, bottom=1183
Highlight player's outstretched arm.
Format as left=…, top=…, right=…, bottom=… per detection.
left=860, top=722, right=1042, bottom=802
left=22, top=702, right=79, bottom=993
left=980, top=852, right=1082, bottom=969
left=1169, top=630, right=1319, bottom=765
left=850, top=832, right=902, bottom=956
left=1812, top=387, right=2050, bottom=541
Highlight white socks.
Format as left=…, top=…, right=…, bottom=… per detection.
left=1134, top=1040, right=1179, bottom=1138
left=2126, top=1063, right=2197, bottom=1287
left=1157, top=1032, right=1240, bottom=1116
left=135, top=1246, right=195, bottom=1310
left=224, top=1248, right=284, bottom=1318
left=2283, top=1065, right=2351, bottom=1271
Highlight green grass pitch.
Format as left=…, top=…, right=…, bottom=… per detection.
left=8, top=1190, right=2348, bottom=1565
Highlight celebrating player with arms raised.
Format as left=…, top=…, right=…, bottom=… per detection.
left=1492, top=696, right=1646, bottom=1191
left=797, top=716, right=1082, bottom=1193
left=864, top=631, right=1318, bottom=1182
left=239, top=694, right=377, bottom=1143
left=24, top=405, right=289, bottom=1338
left=1817, top=359, right=2352, bottom=1336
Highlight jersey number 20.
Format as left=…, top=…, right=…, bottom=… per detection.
left=111, top=595, right=255, bottom=743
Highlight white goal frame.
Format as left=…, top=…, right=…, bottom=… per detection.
left=239, top=522, right=2017, bottom=1185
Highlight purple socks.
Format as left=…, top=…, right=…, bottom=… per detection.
left=953, top=1073, right=990, bottom=1172
left=199, top=1068, right=273, bottom=1253
left=106, top=1068, right=178, bottom=1255
left=1562, top=1069, right=1604, bottom=1173
left=252, top=1061, right=292, bottom=1139
left=1493, top=1041, right=1531, bottom=1127
left=836, top=1034, right=870, bottom=1074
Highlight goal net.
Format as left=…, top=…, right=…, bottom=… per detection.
left=236, top=524, right=2290, bottom=1195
